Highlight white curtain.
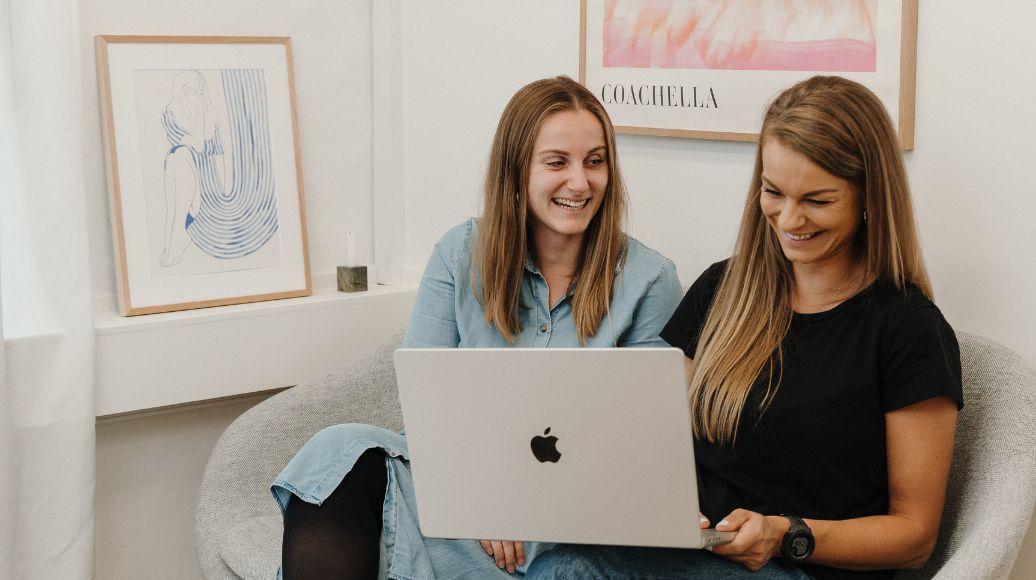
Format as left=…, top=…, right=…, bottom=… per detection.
left=1, top=0, right=97, bottom=577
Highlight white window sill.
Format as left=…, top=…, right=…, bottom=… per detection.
left=94, top=271, right=419, bottom=417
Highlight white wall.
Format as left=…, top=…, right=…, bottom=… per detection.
left=394, top=2, right=1036, bottom=578
left=95, top=393, right=273, bottom=580
left=397, top=1, right=1036, bottom=370
left=79, top=0, right=376, bottom=301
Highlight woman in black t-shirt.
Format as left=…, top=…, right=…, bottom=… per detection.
left=526, top=77, right=961, bottom=580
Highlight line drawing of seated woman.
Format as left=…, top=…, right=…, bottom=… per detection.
left=160, top=70, right=232, bottom=267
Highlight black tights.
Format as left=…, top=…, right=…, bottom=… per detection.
left=281, top=448, right=388, bottom=579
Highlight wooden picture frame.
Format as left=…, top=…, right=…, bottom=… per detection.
left=580, top=1, right=918, bottom=148
left=96, top=36, right=311, bottom=315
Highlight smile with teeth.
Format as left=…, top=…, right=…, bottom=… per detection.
left=552, top=197, right=589, bottom=210
left=783, top=230, right=820, bottom=241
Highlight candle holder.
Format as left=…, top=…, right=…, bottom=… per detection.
left=337, top=265, right=368, bottom=293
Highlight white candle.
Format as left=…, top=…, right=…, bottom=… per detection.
left=346, top=231, right=357, bottom=265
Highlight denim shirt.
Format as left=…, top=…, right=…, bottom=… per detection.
left=403, top=219, right=682, bottom=349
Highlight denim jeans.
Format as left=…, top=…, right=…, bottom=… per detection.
left=525, top=544, right=814, bottom=580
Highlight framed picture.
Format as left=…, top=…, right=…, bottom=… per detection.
left=580, top=0, right=918, bottom=148
left=96, top=35, right=311, bottom=316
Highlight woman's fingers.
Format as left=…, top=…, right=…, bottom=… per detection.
left=699, top=512, right=710, bottom=529
left=502, top=540, right=517, bottom=573
left=709, top=510, right=778, bottom=571
left=711, top=510, right=755, bottom=556
left=479, top=539, right=524, bottom=573
left=491, top=540, right=506, bottom=569
left=716, top=508, right=751, bottom=531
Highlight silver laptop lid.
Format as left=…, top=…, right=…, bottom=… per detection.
left=394, top=347, right=708, bottom=549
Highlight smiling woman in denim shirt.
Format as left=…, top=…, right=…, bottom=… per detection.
left=271, top=76, right=682, bottom=579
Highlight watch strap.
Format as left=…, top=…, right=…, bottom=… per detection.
left=782, top=513, right=808, bottom=534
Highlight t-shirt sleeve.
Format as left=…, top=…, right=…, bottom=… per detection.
left=659, top=260, right=727, bottom=358
left=879, top=303, right=963, bottom=412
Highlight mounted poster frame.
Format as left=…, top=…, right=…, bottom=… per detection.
left=96, top=36, right=312, bottom=315
left=580, top=1, right=917, bottom=148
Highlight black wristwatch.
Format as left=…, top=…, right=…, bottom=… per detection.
left=780, top=514, right=815, bottom=563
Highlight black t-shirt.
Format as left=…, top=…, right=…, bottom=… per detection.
left=660, top=261, right=963, bottom=580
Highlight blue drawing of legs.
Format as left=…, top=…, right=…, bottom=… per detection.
left=160, top=145, right=201, bottom=266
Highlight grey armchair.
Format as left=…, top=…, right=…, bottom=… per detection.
left=195, top=332, right=1036, bottom=579
left=195, top=333, right=405, bottom=579
left=897, top=334, right=1036, bottom=580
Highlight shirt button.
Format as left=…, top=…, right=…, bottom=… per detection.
left=539, top=323, right=549, bottom=333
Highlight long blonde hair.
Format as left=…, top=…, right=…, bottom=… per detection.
left=474, top=76, right=628, bottom=344
left=690, top=76, right=932, bottom=444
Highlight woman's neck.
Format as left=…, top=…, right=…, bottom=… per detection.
left=530, top=227, right=583, bottom=307
left=790, top=251, right=867, bottom=314
left=530, top=227, right=582, bottom=275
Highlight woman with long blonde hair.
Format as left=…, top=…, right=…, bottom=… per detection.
left=272, top=76, right=682, bottom=579
left=528, top=76, right=961, bottom=580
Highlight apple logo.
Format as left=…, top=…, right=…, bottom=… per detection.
left=530, top=427, right=561, bottom=463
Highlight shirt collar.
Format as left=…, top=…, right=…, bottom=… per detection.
left=522, top=255, right=540, bottom=275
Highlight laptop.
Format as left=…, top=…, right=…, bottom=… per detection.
left=393, top=347, right=735, bottom=549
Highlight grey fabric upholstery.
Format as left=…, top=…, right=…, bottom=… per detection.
left=196, top=332, right=405, bottom=579
left=196, top=332, right=1035, bottom=579
left=896, top=333, right=1036, bottom=579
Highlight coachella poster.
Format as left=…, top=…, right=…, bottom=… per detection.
left=580, top=0, right=917, bottom=147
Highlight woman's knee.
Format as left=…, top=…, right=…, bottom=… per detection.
left=342, top=448, right=388, bottom=517
left=281, top=449, right=387, bottom=579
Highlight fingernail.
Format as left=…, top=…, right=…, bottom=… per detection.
left=718, top=519, right=729, bottom=528
left=508, top=565, right=515, bottom=573
left=519, top=558, right=526, bottom=566
left=699, top=516, right=708, bottom=523
left=705, top=545, right=714, bottom=552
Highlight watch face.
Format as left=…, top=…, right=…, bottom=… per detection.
left=791, top=536, right=811, bottom=558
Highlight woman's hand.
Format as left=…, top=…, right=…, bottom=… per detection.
left=709, top=509, right=789, bottom=571
left=479, top=539, right=525, bottom=573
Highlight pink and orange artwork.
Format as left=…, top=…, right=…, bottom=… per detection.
left=603, top=0, right=878, bottom=72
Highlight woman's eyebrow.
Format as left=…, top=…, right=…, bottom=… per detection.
left=537, top=145, right=606, bottom=157
left=801, top=188, right=840, bottom=197
left=537, top=149, right=570, bottom=157
left=761, top=176, right=839, bottom=196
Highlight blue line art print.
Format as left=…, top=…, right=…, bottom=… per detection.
left=159, top=69, right=279, bottom=267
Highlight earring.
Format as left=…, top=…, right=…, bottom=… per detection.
left=863, top=211, right=868, bottom=222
